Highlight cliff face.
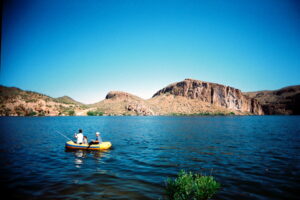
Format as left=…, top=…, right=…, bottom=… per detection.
left=244, top=85, right=300, bottom=115
left=153, top=79, right=264, bottom=115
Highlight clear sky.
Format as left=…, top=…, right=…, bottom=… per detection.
left=1, top=0, right=300, bottom=103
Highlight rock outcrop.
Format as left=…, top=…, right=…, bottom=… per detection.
left=105, top=91, right=142, bottom=101
left=153, top=79, right=264, bottom=115
left=94, top=91, right=155, bottom=116
left=244, top=85, right=300, bottom=115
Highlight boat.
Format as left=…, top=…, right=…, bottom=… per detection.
left=65, top=140, right=112, bottom=150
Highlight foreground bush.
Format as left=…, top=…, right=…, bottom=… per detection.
left=165, top=170, right=220, bottom=200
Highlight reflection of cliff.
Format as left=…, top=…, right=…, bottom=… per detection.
left=244, top=85, right=300, bottom=115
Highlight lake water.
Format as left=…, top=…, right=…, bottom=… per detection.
left=0, top=116, right=299, bottom=200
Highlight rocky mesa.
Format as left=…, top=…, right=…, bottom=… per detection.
left=150, top=79, right=263, bottom=115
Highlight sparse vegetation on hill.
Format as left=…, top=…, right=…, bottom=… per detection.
left=55, top=96, right=83, bottom=105
left=1, top=79, right=299, bottom=116
left=0, top=85, right=87, bottom=116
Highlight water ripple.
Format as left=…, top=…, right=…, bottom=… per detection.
left=0, top=116, right=299, bottom=200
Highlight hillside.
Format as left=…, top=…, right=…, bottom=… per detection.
left=2, top=79, right=299, bottom=116
left=89, top=79, right=263, bottom=115
left=0, top=85, right=87, bottom=116
left=244, top=85, right=300, bottom=115
left=55, top=96, right=84, bottom=106
left=91, top=91, right=154, bottom=116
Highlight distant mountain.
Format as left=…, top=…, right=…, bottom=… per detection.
left=91, top=91, right=154, bottom=116
left=244, top=85, right=300, bottom=115
left=1, top=80, right=299, bottom=116
left=55, top=96, right=83, bottom=105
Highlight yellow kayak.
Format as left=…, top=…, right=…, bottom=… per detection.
left=65, top=140, right=112, bottom=150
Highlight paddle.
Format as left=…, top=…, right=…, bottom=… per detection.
left=86, top=142, right=92, bottom=149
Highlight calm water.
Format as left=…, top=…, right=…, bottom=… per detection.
left=0, top=116, right=299, bottom=200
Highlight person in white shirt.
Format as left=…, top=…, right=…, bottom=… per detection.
left=74, top=129, right=84, bottom=144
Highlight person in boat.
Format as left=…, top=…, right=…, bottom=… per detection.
left=83, top=136, right=88, bottom=145
left=74, top=129, right=84, bottom=144
left=89, top=132, right=102, bottom=145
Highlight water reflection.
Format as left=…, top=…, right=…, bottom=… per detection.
left=65, top=149, right=111, bottom=168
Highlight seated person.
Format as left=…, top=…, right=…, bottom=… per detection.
left=89, top=132, right=102, bottom=145
left=83, top=136, right=88, bottom=145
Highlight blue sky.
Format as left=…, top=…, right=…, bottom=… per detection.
left=1, top=0, right=300, bottom=103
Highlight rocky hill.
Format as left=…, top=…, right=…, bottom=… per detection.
left=91, top=91, right=154, bottom=116
left=151, top=79, right=263, bottom=115
left=55, top=96, right=84, bottom=105
left=3, top=79, right=299, bottom=116
left=244, top=85, right=300, bottom=115
left=0, top=85, right=87, bottom=116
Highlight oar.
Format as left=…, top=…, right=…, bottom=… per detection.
left=86, top=142, right=92, bottom=149
left=86, top=140, right=96, bottom=149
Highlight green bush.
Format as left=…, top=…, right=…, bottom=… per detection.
left=68, top=110, right=75, bottom=116
left=26, top=111, right=37, bottom=116
left=165, top=170, right=220, bottom=200
left=87, top=110, right=104, bottom=116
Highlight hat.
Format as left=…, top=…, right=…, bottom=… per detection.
left=96, top=132, right=100, bottom=135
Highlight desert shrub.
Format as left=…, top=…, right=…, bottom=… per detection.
left=38, top=111, right=45, bottom=116
left=68, top=110, right=75, bottom=116
left=87, top=110, right=104, bottom=116
left=26, top=109, right=37, bottom=116
left=213, top=112, right=225, bottom=116
left=80, top=105, right=89, bottom=109
left=0, top=107, right=11, bottom=116
left=25, top=99, right=37, bottom=103
left=14, top=105, right=26, bottom=116
left=165, top=170, right=220, bottom=200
